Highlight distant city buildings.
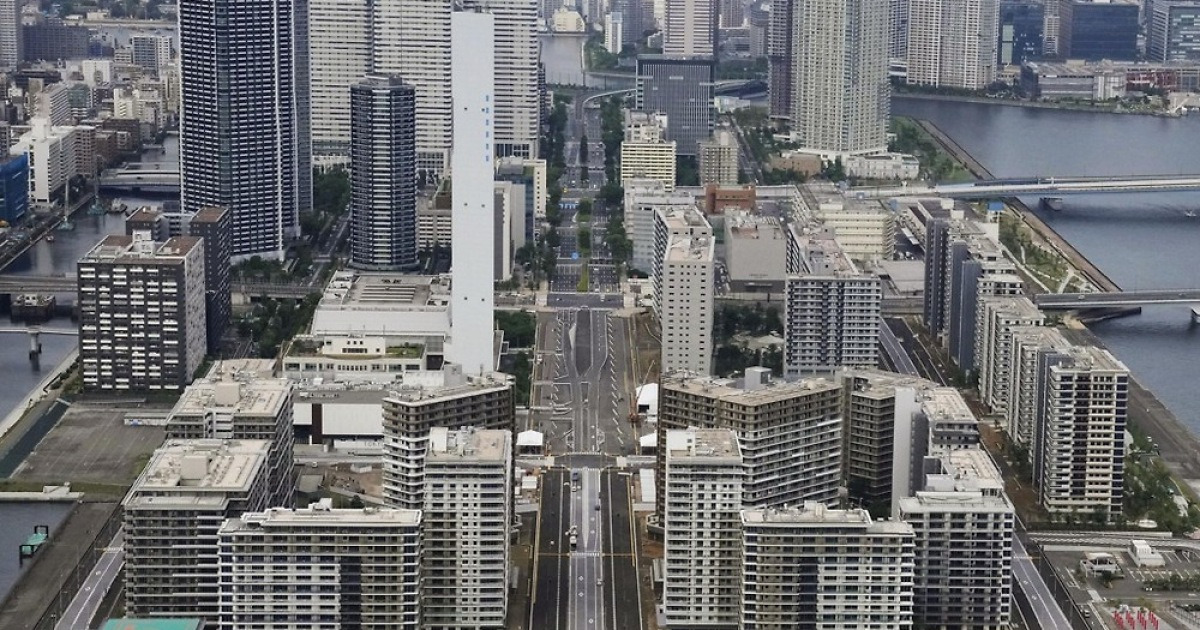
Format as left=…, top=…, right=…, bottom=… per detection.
left=0, top=0, right=20, bottom=69
left=1148, top=1, right=1200, bottom=62
left=462, top=0, right=541, bottom=159
left=623, top=179, right=694, bottom=272
left=218, top=501, right=423, bottom=629
left=422, top=427, right=513, bottom=629
left=663, top=428, right=743, bottom=628
left=635, top=55, right=714, bottom=157
left=130, top=34, right=172, bottom=75
left=78, top=233, right=207, bottom=392
left=999, top=0, right=1044, bottom=65
left=0, top=153, right=28, bottom=224
left=906, top=0, right=1000, bottom=89
left=662, top=0, right=716, bottom=56
left=178, top=0, right=309, bottom=258
left=349, top=74, right=419, bottom=271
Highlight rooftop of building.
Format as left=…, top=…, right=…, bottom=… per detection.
left=102, top=620, right=205, bottom=630
left=383, top=367, right=512, bottom=406
left=318, top=271, right=449, bottom=310
left=805, top=182, right=891, bottom=216
left=662, top=368, right=841, bottom=405
left=191, top=205, right=228, bottom=224
left=426, top=427, right=510, bottom=463
left=742, top=502, right=914, bottom=534
left=788, top=226, right=864, bottom=276
left=170, top=363, right=291, bottom=419
left=725, top=212, right=785, bottom=240
left=665, top=428, right=741, bottom=461
left=80, top=233, right=201, bottom=263
left=285, top=334, right=425, bottom=360
left=221, top=499, right=421, bottom=531
left=1056, top=344, right=1129, bottom=374
left=656, top=204, right=710, bottom=230
left=702, top=130, right=736, bottom=148
left=128, top=439, right=270, bottom=497
left=665, top=233, right=714, bottom=263
left=842, top=368, right=939, bottom=398
left=984, top=295, right=1043, bottom=318
left=921, top=388, right=977, bottom=424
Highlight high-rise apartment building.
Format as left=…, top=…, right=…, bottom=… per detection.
left=652, top=205, right=714, bottom=374
left=898, top=448, right=1014, bottom=629
left=664, top=0, right=716, bottom=55
left=740, top=503, right=916, bottom=630
left=130, top=34, right=172, bottom=74
left=977, top=296, right=1044, bottom=415
left=767, top=0, right=794, bottom=120
left=778, top=0, right=889, bottom=154
left=1149, top=1, right=1200, bottom=61
left=178, top=0, right=309, bottom=258
left=635, top=55, right=714, bottom=157
left=946, top=232, right=1022, bottom=373
left=78, top=233, right=207, bottom=392
left=698, top=130, right=738, bottom=185
left=999, top=0, right=1044, bottom=65
left=663, top=429, right=743, bottom=628
left=382, top=367, right=515, bottom=510
left=218, top=501, right=423, bottom=629
left=890, top=0, right=910, bottom=59
left=448, top=11, right=498, bottom=375
left=620, top=110, right=678, bottom=190
left=1006, top=326, right=1069, bottom=450
left=658, top=368, right=843, bottom=517
left=422, top=427, right=513, bottom=629
left=463, top=0, right=540, bottom=159
left=308, top=0, right=372, bottom=154
left=0, top=0, right=20, bottom=69
left=624, top=180, right=694, bottom=271
left=123, top=439, right=272, bottom=619
left=783, top=227, right=881, bottom=375
left=906, top=0, right=1000, bottom=89
left=1034, top=345, right=1128, bottom=520
left=349, top=75, right=418, bottom=271
left=166, top=360, right=296, bottom=507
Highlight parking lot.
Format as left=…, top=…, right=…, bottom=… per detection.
left=13, top=403, right=167, bottom=485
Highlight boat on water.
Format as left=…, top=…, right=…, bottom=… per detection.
left=1186, top=210, right=1197, bottom=218
left=108, top=202, right=127, bottom=215
left=46, top=234, right=55, bottom=242
left=1041, top=197, right=1065, bottom=211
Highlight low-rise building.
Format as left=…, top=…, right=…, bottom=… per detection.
left=804, top=183, right=896, bottom=261
left=309, top=271, right=451, bottom=358
left=845, top=152, right=920, bottom=180
left=723, top=212, right=788, bottom=292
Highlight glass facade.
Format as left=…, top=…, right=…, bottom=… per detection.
left=0, top=153, right=28, bottom=224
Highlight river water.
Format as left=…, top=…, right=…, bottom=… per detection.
left=0, top=502, right=73, bottom=600
left=894, top=96, right=1200, bottom=433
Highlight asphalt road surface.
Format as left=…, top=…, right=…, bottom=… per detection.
left=601, top=469, right=642, bottom=630
left=531, top=469, right=569, bottom=630
left=886, top=318, right=949, bottom=385
left=56, top=528, right=124, bottom=630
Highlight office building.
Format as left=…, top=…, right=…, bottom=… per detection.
left=907, top=0, right=1000, bottom=89
left=78, top=233, right=207, bottom=392
left=620, top=110, right=677, bottom=190
left=496, top=156, right=547, bottom=238
left=778, top=0, right=890, bottom=154
left=658, top=368, right=843, bottom=517
left=890, top=0, right=910, bottom=59
left=723, top=213, right=788, bottom=292
left=1149, top=1, right=1200, bottom=62
left=767, top=0, right=794, bottom=120
left=125, top=206, right=232, bottom=354
left=178, top=0, right=308, bottom=258
left=422, top=427, right=512, bottom=629
left=308, top=0, right=372, bottom=154
left=1007, top=326, right=1070, bottom=450
left=123, top=439, right=271, bottom=619
left=130, top=34, right=172, bottom=74
left=720, top=0, right=745, bottom=25
left=698, top=130, right=738, bottom=185
left=783, top=227, right=881, bottom=376
left=0, top=153, right=28, bottom=224
left=166, top=360, right=295, bottom=507
left=10, top=118, right=80, bottom=205
left=663, top=429, right=743, bottom=628
left=1061, top=0, right=1138, bottom=60
left=349, top=75, right=418, bottom=271
left=22, top=19, right=89, bottom=62
left=653, top=205, right=714, bottom=374
left=898, top=448, right=1014, bottom=629
left=218, top=501, right=422, bottom=629
left=0, top=0, right=19, bottom=69
left=624, top=180, right=694, bottom=272
left=613, top=0, right=649, bottom=47
left=977, top=296, right=1044, bottom=415
left=664, top=0, right=716, bottom=55
left=448, top=11, right=497, bottom=375
left=463, top=0, right=540, bottom=159
left=1034, top=344, right=1128, bottom=521
left=636, top=55, right=714, bottom=157
left=606, top=11, right=625, bottom=53
left=382, top=367, right=515, bottom=509
left=740, top=504, right=916, bottom=630
left=999, top=0, right=1044, bottom=65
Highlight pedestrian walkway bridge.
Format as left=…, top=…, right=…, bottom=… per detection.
left=855, top=174, right=1200, bottom=199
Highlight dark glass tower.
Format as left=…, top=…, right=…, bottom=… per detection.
left=349, top=74, right=418, bottom=270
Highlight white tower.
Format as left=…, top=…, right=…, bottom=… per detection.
left=448, top=10, right=497, bottom=376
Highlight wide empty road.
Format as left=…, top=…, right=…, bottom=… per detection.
left=545, top=308, right=635, bottom=455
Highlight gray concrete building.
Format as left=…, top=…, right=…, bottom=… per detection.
left=635, top=55, right=715, bottom=157
left=698, top=130, right=738, bottom=185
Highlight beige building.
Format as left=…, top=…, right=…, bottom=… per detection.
left=805, top=185, right=896, bottom=261
left=621, top=111, right=677, bottom=190
left=977, top=296, right=1044, bottom=415
left=698, top=130, right=738, bottom=185
left=906, top=0, right=1000, bottom=89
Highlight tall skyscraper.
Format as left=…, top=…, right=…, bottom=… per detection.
left=890, top=0, right=910, bottom=59
left=906, top=0, right=1000, bottom=89
left=178, top=0, right=309, bottom=258
left=374, top=0, right=454, bottom=175
left=664, top=0, right=717, bottom=55
left=130, top=34, right=172, bottom=74
left=635, top=55, right=714, bottom=156
left=448, top=10, right=497, bottom=375
left=783, top=0, right=890, bottom=154
left=463, top=0, right=541, bottom=159
left=308, top=0, right=373, bottom=154
left=349, top=75, right=418, bottom=270
left=767, top=0, right=795, bottom=120
left=0, top=0, right=21, bottom=69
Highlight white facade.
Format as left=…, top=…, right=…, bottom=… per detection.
left=784, top=227, right=881, bottom=376
left=308, top=0, right=372, bottom=152
left=448, top=11, right=497, bottom=376
left=741, top=504, right=916, bottom=630
left=0, top=0, right=20, bottom=69
left=36, top=83, right=72, bottom=126
left=784, top=0, right=889, bottom=154
left=1007, top=326, right=1069, bottom=448
left=130, top=34, right=173, bottom=74
left=1035, top=345, right=1128, bottom=521
left=807, top=191, right=896, bottom=261
left=11, top=118, right=77, bottom=205
left=845, top=152, right=920, bottom=180
left=663, top=429, right=743, bottom=628
left=217, top=502, right=422, bottom=629
left=463, top=0, right=541, bottom=159
left=698, top=130, right=738, bottom=185
left=621, top=111, right=677, bottom=191
left=906, top=0, right=999, bottom=89
left=653, top=205, right=714, bottom=375
left=977, top=296, right=1043, bottom=415
left=374, top=0, right=454, bottom=174
left=422, top=427, right=513, bottom=629
left=897, top=449, right=1014, bottom=629
left=605, top=11, right=624, bottom=53
left=663, top=0, right=715, bottom=55
left=624, top=180, right=694, bottom=272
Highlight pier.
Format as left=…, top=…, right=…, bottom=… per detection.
left=18, top=525, right=49, bottom=566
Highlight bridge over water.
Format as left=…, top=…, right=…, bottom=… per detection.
left=854, top=174, right=1200, bottom=199
left=1034, top=289, right=1200, bottom=309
